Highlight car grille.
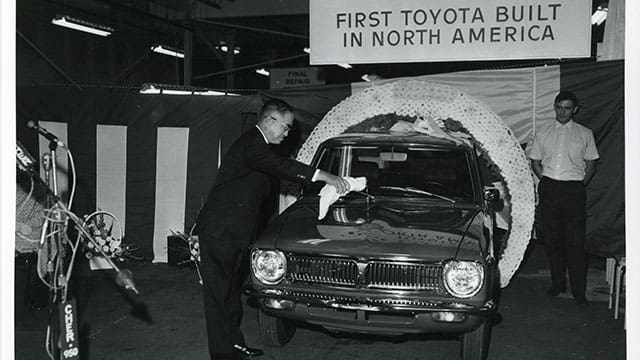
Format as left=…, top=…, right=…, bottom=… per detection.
left=287, top=254, right=443, bottom=292
left=288, top=255, right=358, bottom=286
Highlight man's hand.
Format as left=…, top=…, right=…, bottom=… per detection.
left=314, top=170, right=350, bottom=194
left=584, top=159, right=596, bottom=184
left=531, top=159, right=543, bottom=179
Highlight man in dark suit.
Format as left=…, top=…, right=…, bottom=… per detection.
left=195, top=99, right=349, bottom=360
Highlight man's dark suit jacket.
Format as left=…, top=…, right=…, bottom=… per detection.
left=195, top=127, right=315, bottom=249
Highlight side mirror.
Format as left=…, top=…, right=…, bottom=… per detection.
left=484, top=188, right=504, bottom=211
left=484, top=188, right=500, bottom=202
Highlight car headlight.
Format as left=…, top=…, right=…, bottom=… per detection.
left=442, top=260, right=484, bottom=298
left=251, top=249, right=287, bottom=285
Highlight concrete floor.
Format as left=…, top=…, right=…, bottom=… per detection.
left=15, top=241, right=626, bottom=360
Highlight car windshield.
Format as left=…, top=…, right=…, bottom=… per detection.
left=304, top=144, right=478, bottom=201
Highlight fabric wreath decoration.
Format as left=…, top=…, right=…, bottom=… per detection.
left=295, top=80, right=535, bottom=287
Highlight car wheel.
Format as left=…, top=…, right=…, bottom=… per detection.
left=257, top=309, right=296, bottom=346
left=461, top=320, right=492, bottom=360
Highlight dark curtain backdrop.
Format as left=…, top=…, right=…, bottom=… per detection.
left=15, top=60, right=624, bottom=260
left=16, top=87, right=263, bottom=259
left=560, top=60, right=625, bottom=256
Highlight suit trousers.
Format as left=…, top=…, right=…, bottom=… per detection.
left=199, top=230, right=248, bottom=357
left=538, top=176, right=587, bottom=298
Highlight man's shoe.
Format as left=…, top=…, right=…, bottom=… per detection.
left=233, top=344, right=264, bottom=358
left=575, top=297, right=589, bottom=306
left=545, top=288, right=564, bottom=297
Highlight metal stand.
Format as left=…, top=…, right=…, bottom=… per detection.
left=28, top=129, right=138, bottom=360
left=38, top=139, right=76, bottom=360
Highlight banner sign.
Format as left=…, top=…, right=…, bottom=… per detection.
left=270, top=67, right=325, bottom=89
left=309, top=0, right=591, bottom=64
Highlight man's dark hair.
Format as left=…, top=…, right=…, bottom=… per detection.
left=555, top=90, right=578, bottom=107
left=259, top=98, right=293, bottom=119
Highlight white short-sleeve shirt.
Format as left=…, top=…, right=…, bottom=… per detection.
left=528, top=120, right=599, bottom=181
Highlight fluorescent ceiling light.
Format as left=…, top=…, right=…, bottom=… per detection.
left=256, top=68, right=270, bottom=76
left=51, top=15, right=113, bottom=37
left=198, top=90, right=240, bottom=96
left=162, top=89, right=192, bottom=95
left=139, top=84, right=238, bottom=96
left=217, top=45, right=240, bottom=54
left=140, top=84, right=162, bottom=94
left=151, top=45, right=185, bottom=58
left=591, top=5, right=608, bottom=25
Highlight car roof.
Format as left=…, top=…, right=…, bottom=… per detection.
left=320, top=132, right=473, bottom=149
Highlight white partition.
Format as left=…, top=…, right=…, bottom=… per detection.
left=152, top=127, right=190, bottom=263
left=96, top=125, right=128, bottom=234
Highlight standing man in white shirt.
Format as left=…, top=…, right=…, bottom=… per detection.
left=528, top=90, right=599, bottom=306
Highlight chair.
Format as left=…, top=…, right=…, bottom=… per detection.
left=605, top=257, right=616, bottom=285
left=608, top=255, right=626, bottom=320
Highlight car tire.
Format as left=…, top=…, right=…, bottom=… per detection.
left=461, top=319, right=492, bottom=360
left=257, top=309, right=296, bottom=346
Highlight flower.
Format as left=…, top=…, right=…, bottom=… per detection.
left=83, top=213, right=124, bottom=260
left=169, top=230, right=201, bottom=264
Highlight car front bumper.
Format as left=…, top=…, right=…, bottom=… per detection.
left=249, top=287, right=496, bottom=335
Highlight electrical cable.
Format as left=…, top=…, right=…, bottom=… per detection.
left=65, top=146, right=77, bottom=211
left=45, top=325, right=53, bottom=360
left=17, top=175, right=34, bottom=213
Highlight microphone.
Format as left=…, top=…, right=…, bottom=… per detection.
left=27, top=121, right=65, bottom=147
left=115, top=269, right=139, bottom=295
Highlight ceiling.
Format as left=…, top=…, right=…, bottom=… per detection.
left=15, top=0, right=611, bottom=91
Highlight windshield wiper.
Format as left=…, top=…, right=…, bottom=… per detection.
left=378, top=185, right=456, bottom=205
left=349, top=190, right=375, bottom=201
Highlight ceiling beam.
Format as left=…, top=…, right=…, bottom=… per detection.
left=193, top=52, right=308, bottom=80
left=114, top=50, right=151, bottom=84
left=193, top=24, right=225, bottom=64
left=196, top=19, right=308, bottom=39
left=92, top=0, right=193, bottom=31
left=196, top=0, right=222, bottom=9
left=16, top=29, right=82, bottom=90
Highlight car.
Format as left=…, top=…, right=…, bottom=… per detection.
left=248, top=131, right=501, bottom=360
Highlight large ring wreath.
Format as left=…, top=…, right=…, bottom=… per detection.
left=295, top=80, right=535, bottom=287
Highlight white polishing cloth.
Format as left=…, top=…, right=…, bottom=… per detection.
left=318, top=177, right=367, bottom=220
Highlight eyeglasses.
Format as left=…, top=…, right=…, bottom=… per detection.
left=269, top=115, right=292, bottom=132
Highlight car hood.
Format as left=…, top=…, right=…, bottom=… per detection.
left=256, top=196, right=488, bottom=261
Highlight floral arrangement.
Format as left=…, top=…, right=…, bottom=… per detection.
left=189, top=236, right=201, bottom=263
left=169, top=229, right=203, bottom=285
left=169, top=230, right=201, bottom=264
left=82, top=211, right=143, bottom=262
left=83, top=213, right=123, bottom=260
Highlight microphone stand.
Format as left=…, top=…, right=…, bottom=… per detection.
left=39, top=137, right=65, bottom=360
left=32, top=135, right=138, bottom=360
left=33, top=135, right=139, bottom=293
left=36, top=140, right=139, bottom=294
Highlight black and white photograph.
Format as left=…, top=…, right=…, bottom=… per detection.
left=1, top=1, right=638, bottom=359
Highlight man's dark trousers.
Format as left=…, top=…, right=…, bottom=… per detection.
left=198, top=214, right=256, bottom=357
left=538, top=176, right=588, bottom=298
